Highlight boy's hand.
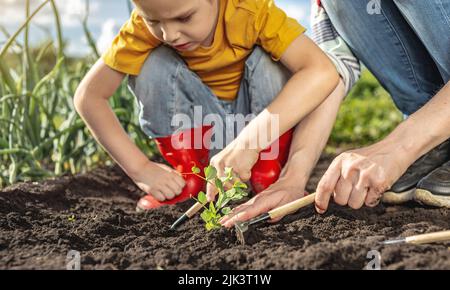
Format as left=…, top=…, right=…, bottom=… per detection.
left=130, top=161, right=186, bottom=201
left=206, top=139, right=260, bottom=201
left=219, top=170, right=307, bottom=227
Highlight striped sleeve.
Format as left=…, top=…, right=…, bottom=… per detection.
left=310, top=0, right=361, bottom=95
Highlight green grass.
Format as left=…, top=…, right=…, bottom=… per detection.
left=328, top=70, right=403, bottom=148
left=0, top=0, right=155, bottom=187
left=0, top=1, right=403, bottom=187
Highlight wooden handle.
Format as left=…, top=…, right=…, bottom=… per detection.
left=186, top=202, right=204, bottom=218
left=406, top=230, right=450, bottom=245
left=269, top=192, right=316, bottom=219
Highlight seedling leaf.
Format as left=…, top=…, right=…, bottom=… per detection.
left=215, top=178, right=224, bottom=194
left=234, top=181, right=247, bottom=189
left=204, top=165, right=217, bottom=181
left=221, top=207, right=232, bottom=215
left=197, top=191, right=207, bottom=204
left=201, top=210, right=213, bottom=222
left=191, top=166, right=249, bottom=231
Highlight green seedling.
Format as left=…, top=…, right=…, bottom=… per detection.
left=189, top=165, right=248, bottom=231
left=67, top=214, right=76, bottom=222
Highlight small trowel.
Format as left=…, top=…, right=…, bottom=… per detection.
left=235, top=192, right=316, bottom=245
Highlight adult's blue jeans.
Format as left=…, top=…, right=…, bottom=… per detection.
left=322, top=0, right=449, bottom=115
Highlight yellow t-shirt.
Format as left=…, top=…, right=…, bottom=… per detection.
left=102, top=0, right=306, bottom=101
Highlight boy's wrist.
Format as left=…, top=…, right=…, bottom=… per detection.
left=282, top=151, right=316, bottom=184
left=125, top=159, right=153, bottom=180
left=234, top=132, right=264, bottom=153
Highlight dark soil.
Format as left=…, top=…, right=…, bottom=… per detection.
left=1, top=154, right=449, bottom=270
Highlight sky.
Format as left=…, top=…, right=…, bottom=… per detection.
left=0, top=0, right=311, bottom=57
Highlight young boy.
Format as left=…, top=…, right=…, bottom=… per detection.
left=74, top=0, right=339, bottom=211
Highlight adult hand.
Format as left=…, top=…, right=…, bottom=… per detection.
left=315, top=145, right=405, bottom=213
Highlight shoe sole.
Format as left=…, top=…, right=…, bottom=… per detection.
left=414, top=189, right=450, bottom=208
left=382, top=188, right=415, bottom=204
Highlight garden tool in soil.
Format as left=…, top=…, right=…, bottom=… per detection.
left=169, top=201, right=204, bottom=230
left=136, top=125, right=213, bottom=212
left=250, top=128, right=293, bottom=193
left=382, top=230, right=450, bottom=245
left=235, top=192, right=316, bottom=245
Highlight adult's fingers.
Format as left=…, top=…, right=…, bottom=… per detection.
left=333, top=176, right=353, bottom=206
left=315, top=157, right=343, bottom=213
left=347, top=182, right=368, bottom=209
left=365, top=187, right=382, bottom=207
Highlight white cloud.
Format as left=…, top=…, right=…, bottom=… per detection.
left=276, top=1, right=309, bottom=24
left=0, top=0, right=311, bottom=57
left=0, top=0, right=101, bottom=28
left=66, top=43, right=90, bottom=57
left=58, top=0, right=101, bottom=28
left=96, top=18, right=120, bottom=54
left=66, top=35, right=90, bottom=57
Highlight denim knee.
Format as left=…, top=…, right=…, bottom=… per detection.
left=128, top=46, right=192, bottom=138
left=321, top=0, right=444, bottom=116
left=244, top=46, right=292, bottom=115
left=128, top=46, right=230, bottom=138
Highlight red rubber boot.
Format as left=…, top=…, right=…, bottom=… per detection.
left=136, top=125, right=213, bottom=211
left=250, top=129, right=294, bottom=194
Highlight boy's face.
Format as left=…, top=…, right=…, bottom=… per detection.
left=134, top=0, right=219, bottom=51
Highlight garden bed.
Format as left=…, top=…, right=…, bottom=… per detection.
left=1, top=154, right=449, bottom=269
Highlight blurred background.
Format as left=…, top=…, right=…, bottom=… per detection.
left=0, top=0, right=402, bottom=187
left=0, top=0, right=312, bottom=57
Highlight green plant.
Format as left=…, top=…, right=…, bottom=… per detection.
left=0, top=0, right=155, bottom=187
left=189, top=165, right=248, bottom=231
left=329, top=70, right=403, bottom=147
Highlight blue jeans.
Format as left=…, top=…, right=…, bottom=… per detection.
left=128, top=46, right=291, bottom=157
left=322, top=0, right=449, bottom=115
